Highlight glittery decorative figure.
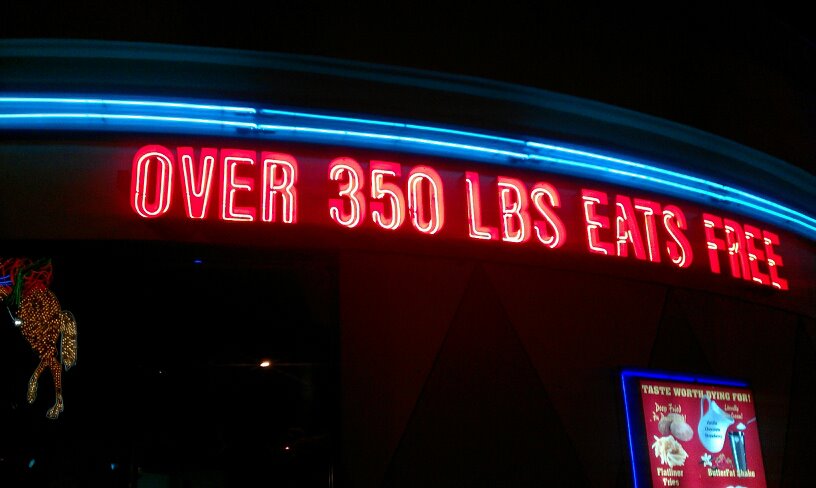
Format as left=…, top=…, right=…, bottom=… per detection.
left=1, top=258, right=78, bottom=419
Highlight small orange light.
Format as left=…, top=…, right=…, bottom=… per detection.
left=259, top=360, right=271, bottom=368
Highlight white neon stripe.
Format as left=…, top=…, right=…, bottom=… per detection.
left=0, top=97, right=256, bottom=113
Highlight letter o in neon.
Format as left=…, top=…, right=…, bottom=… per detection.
left=407, top=166, right=445, bottom=234
left=131, top=145, right=174, bottom=218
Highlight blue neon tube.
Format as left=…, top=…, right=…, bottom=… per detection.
left=1, top=95, right=813, bottom=240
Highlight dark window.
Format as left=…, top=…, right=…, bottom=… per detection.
left=1, top=243, right=339, bottom=487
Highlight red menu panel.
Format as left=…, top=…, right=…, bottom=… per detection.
left=639, top=379, right=767, bottom=487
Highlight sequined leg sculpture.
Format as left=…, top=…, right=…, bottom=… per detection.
left=18, top=288, right=77, bottom=419
left=1, top=258, right=77, bottom=419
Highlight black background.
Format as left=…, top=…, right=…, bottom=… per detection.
left=2, top=2, right=815, bottom=176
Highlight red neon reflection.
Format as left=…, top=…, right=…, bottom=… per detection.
left=407, top=166, right=445, bottom=234
left=261, top=152, right=298, bottom=224
left=131, top=145, right=174, bottom=218
left=328, top=157, right=365, bottom=228
left=220, top=149, right=256, bottom=222
left=530, top=182, right=565, bottom=249
left=465, top=172, right=498, bottom=240
left=179, top=147, right=216, bottom=219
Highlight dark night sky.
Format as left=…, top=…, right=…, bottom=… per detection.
left=2, top=2, right=815, bottom=176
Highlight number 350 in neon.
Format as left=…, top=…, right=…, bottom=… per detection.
left=328, top=158, right=445, bottom=234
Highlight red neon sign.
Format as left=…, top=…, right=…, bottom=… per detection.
left=131, top=145, right=790, bottom=290
left=178, top=146, right=216, bottom=219
left=407, top=166, right=445, bottom=234
left=261, top=152, right=298, bottom=224
left=370, top=161, right=405, bottom=231
left=328, top=157, right=365, bottom=229
left=131, top=145, right=174, bottom=218
left=531, top=182, right=565, bottom=249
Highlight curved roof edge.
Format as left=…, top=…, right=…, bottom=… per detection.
left=2, top=38, right=814, bottom=218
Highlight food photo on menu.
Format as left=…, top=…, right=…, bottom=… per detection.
left=638, top=378, right=767, bottom=487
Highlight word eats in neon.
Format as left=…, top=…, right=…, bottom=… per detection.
left=580, top=188, right=694, bottom=269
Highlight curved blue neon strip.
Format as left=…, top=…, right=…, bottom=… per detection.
left=0, top=113, right=259, bottom=129
left=0, top=97, right=257, bottom=113
left=1, top=96, right=814, bottom=240
left=258, top=124, right=529, bottom=158
left=261, top=108, right=525, bottom=144
left=528, top=154, right=816, bottom=234
left=529, top=142, right=816, bottom=228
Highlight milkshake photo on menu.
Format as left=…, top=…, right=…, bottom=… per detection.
left=623, top=370, right=768, bottom=487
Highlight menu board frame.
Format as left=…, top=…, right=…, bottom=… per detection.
left=621, top=368, right=767, bottom=488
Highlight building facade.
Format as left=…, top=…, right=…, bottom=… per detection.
left=1, top=39, right=814, bottom=487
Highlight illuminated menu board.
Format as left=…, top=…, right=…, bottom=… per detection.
left=623, top=371, right=767, bottom=488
